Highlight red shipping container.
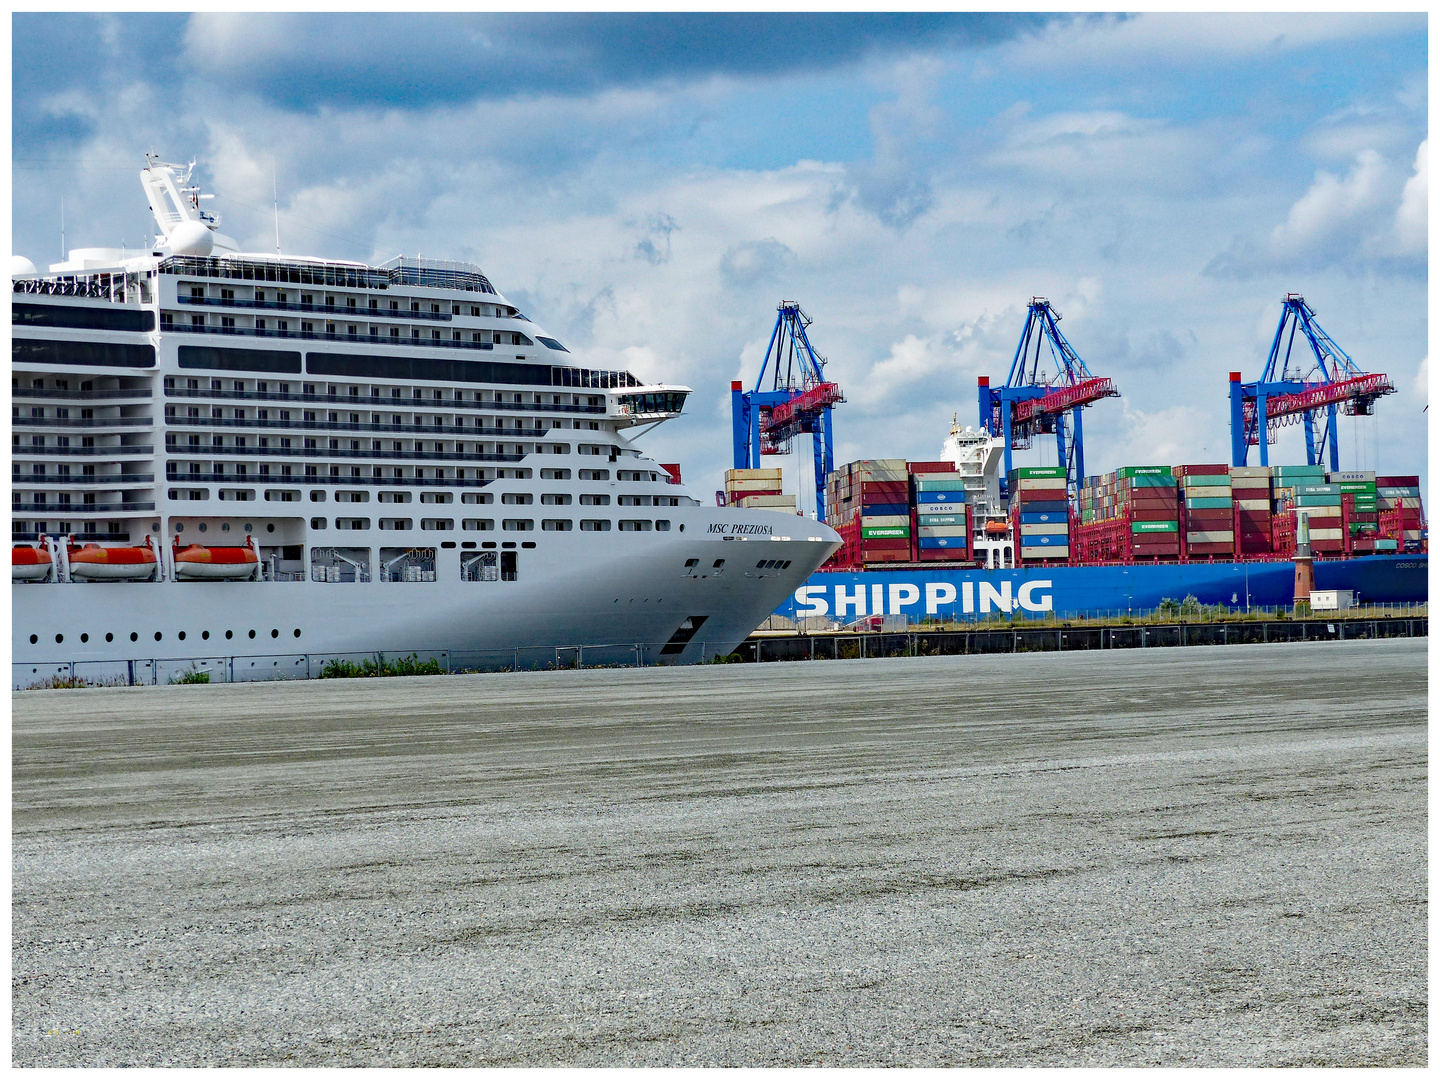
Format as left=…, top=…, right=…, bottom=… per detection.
left=1017, top=488, right=1069, bottom=503
left=860, top=538, right=910, bottom=551
left=1186, top=542, right=1234, bottom=555
left=1131, top=541, right=1179, bottom=555
left=1128, top=490, right=1177, bottom=503
left=859, top=480, right=909, bottom=495
left=1173, top=464, right=1229, bottom=476
left=1132, top=507, right=1179, bottom=521
left=1376, top=475, right=1420, bottom=486
left=1185, top=510, right=1232, bottom=525
left=907, top=461, right=954, bottom=474
left=863, top=551, right=911, bottom=564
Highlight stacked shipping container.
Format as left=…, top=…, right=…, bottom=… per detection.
left=724, top=468, right=796, bottom=511
left=826, top=460, right=911, bottom=563
left=1377, top=475, right=1425, bottom=551
left=1230, top=466, right=1273, bottom=556
left=1074, top=466, right=1179, bottom=562
left=909, top=462, right=969, bottom=563
left=1008, top=466, right=1069, bottom=561
left=1175, top=465, right=1234, bottom=558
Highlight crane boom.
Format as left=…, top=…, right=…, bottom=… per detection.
left=1012, top=376, right=1121, bottom=424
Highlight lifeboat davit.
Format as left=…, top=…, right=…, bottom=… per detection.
left=68, top=536, right=159, bottom=582
left=172, top=535, right=260, bottom=581
left=12, top=544, right=53, bottom=582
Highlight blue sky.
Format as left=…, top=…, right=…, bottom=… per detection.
left=12, top=13, right=1429, bottom=504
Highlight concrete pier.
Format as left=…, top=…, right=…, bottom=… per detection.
left=12, top=639, right=1427, bottom=1066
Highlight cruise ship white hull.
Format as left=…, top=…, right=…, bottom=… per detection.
left=14, top=509, right=837, bottom=684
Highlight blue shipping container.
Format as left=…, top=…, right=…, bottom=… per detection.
left=1020, top=511, right=1067, bottom=524
left=918, top=537, right=968, bottom=550
left=1017, top=500, right=1068, bottom=514
left=916, top=491, right=966, bottom=505
left=861, top=501, right=909, bottom=516
left=1020, top=533, right=1068, bottom=547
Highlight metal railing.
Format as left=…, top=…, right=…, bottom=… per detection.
left=13, top=640, right=719, bottom=689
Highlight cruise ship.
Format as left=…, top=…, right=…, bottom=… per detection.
left=12, top=156, right=840, bottom=684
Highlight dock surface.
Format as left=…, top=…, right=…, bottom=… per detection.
left=12, top=639, right=1428, bottom=1066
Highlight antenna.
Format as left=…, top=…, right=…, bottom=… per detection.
left=60, top=195, right=65, bottom=260
left=272, top=159, right=281, bottom=255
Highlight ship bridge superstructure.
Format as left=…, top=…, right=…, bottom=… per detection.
left=11, top=154, right=702, bottom=582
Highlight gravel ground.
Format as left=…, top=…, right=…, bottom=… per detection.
left=12, top=638, right=1428, bottom=1066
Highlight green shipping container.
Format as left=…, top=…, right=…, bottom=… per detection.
left=1132, top=520, right=1179, bottom=533
left=1008, top=466, right=1067, bottom=479
left=1294, top=495, right=1342, bottom=507
left=1116, top=466, right=1173, bottom=478
left=1337, top=482, right=1377, bottom=494
left=1130, top=475, right=1176, bottom=489
left=918, top=514, right=965, bottom=527
left=914, top=479, right=967, bottom=492
left=1186, top=496, right=1234, bottom=509
left=861, top=526, right=910, bottom=539
left=1182, top=473, right=1232, bottom=487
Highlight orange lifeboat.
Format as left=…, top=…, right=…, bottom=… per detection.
left=172, top=535, right=260, bottom=581
left=984, top=520, right=1011, bottom=536
left=12, top=544, right=53, bottom=583
left=68, top=536, right=159, bottom=582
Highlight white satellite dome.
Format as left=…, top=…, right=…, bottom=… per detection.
left=11, top=255, right=38, bottom=278
left=169, top=220, right=214, bottom=257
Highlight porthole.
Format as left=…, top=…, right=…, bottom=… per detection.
left=175, top=523, right=184, bottom=533
left=293, top=629, right=302, bottom=638
left=105, top=633, right=113, bottom=642
left=178, top=631, right=187, bottom=641
left=244, top=524, right=253, bottom=533
left=267, top=524, right=275, bottom=533
left=28, top=634, right=37, bottom=645
left=221, top=523, right=231, bottom=532
left=202, top=630, right=210, bottom=640
left=679, top=524, right=685, bottom=532
left=80, top=634, right=89, bottom=643
left=151, top=523, right=160, bottom=533
left=155, top=632, right=163, bottom=642
left=55, top=634, right=63, bottom=644
left=225, top=630, right=234, bottom=640
left=198, top=523, right=208, bottom=533
left=248, top=629, right=256, bottom=639
left=271, top=629, right=279, bottom=639
left=130, top=632, right=138, bottom=642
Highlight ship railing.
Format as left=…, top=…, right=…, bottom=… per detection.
left=15, top=474, right=155, bottom=485
left=164, top=417, right=549, bottom=438
left=162, top=386, right=608, bottom=415
left=13, top=445, right=154, bottom=457
left=177, top=295, right=453, bottom=321
left=11, top=388, right=153, bottom=402
left=12, top=502, right=155, bottom=514
left=167, top=323, right=507, bottom=351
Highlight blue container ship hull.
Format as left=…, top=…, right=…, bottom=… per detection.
left=779, top=555, right=1427, bottom=622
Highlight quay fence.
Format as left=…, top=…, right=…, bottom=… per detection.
left=13, top=640, right=723, bottom=690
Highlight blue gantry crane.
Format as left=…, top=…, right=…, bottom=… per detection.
left=1229, top=294, right=1395, bottom=469
left=979, top=297, right=1120, bottom=493
left=730, top=302, right=845, bottom=521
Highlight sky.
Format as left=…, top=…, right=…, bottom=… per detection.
left=11, top=12, right=1430, bottom=509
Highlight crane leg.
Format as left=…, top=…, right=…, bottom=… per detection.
left=1326, top=403, right=1340, bottom=471
left=1054, top=412, right=1068, bottom=479
left=1303, top=411, right=1319, bottom=467
left=1071, top=407, right=1084, bottom=491
left=1258, top=397, right=1269, bottom=466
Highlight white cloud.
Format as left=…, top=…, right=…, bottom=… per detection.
left=1268, top=149, right=1387, bottom=256
left=1412, top=355, right=1428, bottom=408
left=1004, top=12, right=1421, bottom=68
left=1392, top=140, right=1427, bottom=257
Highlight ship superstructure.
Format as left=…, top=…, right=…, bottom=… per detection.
left=12, top=157, right=840, bottom=683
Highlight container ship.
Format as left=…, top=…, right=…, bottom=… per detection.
left=11, top=155, right=841, bottom=685
left=751, top=418, right=1426, bottom=625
